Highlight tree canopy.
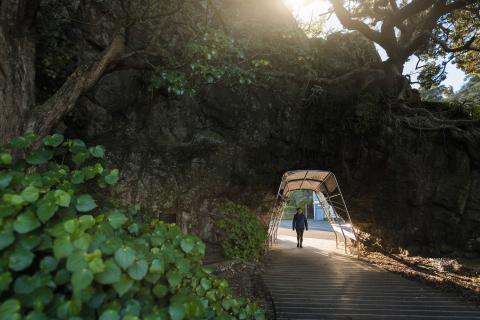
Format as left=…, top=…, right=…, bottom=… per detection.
left=328, top=0, right=480, bottom=92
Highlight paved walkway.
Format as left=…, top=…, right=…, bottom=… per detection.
left=263, top=227, right=480, bottom=320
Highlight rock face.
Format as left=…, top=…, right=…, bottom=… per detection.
left=45, top=0, right=480, bottom=255
left=301, top=97, right=480, bottom=255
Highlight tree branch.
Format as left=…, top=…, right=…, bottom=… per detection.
left=25, top=30, right=126, bottom=136
left=329, top=0, right=383, bottom=45
left=432, top=34, right=480, bottom=52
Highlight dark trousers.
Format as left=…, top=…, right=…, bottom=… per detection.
left=296, top=229, right=304, bottom=244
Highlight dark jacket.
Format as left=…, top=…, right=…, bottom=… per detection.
left=292, top=213, right=308, bottom=230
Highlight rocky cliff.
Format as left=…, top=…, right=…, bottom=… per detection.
left=39, top=0, right=480, bottom=255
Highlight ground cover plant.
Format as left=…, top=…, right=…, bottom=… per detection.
left=0, top=133, right=264, bottom=320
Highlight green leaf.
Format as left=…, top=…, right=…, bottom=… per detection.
left=71, top=170, right=85, bottom=184
left=180, top=238, right=195, bottom=254
left=53, top=236, right=74, bottom=259
left=66, top=252, right=87, bottom=272
left=150, top=258, right=165, bottom=274
left=13, top=275, right=34, bottom=294
left=0, top=204, right=15, bottom=218
left=94, top=163, right=104, bottom=174
left=222, top=298, right=235, bottom=310
left=36, top=200, right=59, bottom=223
left=166, top=270, right=182, bottom=288
left=0, top=229, right=14, bottom=250
left=73, top=234, right=91, bottom=250
left=0, top=299, right=21, bottom=320
left=43, top=134, right=64, bottom=147
left=99, top=310, right=120, bottom=320
left=201, top=278, right=212, bottom=290
left=18, top=234, right=41, bottom=250
left=54, top=269, right=70, bottom=285
left=114, top=246, right=136, bottom=270
left=113, top=274, right=134, bottom=297
left=70, top=139, right=87, bottom=153
left=75, top=194, right=97, bottom=212
left=0, top=153, right=12, bottom=165
left=104, top=169, right=119, bottom=185
left=0, top=173, right=13, bottom=189
left=95, top=259, right=121, bottom=284
left=21, top=186, right=39, bottom=203
left=11, top=136, right=29, bottom=149
left=26, top=148, right=54, bottom=165
left=3, top=194, right=24, bottom=206
left=128, top=223, right=139, bottom=235
left=54, top=190, right=71, bottom=207
left=79, top=215, right=95, bottom=230
left=23, top=173, right=43, bottom=187
left=168, top=303, right=185, bottom=320
left=14, top=211, right=41, bottom=233
left=0, top=272, right=12, bottom=293
left=72, top=152, right=89, bottom=165
left=40, top=256, right=58, bottom=273
left=89, top=145, right=105, bottom=158
left=63, top=219, right=77, bottom=234
left=127, top=259, right=148, bottom=281
left=88, top=256, right=105, bottom=274
left=152, top=284, right=168, bottom=298
left=25, top=311, right=49, bottom=320
left=71, top=269, right=93, bottom=292
left=9, top=247, right=34, bottom=271
left=107, top=211, right=127, bottom=229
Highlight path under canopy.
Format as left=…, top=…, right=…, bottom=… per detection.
left=262, top=226, right=480, bottom=320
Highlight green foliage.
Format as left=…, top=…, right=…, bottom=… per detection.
left=419, top=85, right=454, bottom=102
left=286, top=191, right=312, bottom=210
left=217, top=202, right=267, bottom=261
left=0, top=133, right=264, bottom=320
left=447, top=101, right=480, bottom=121
left=150, top=30, right=270, bottom=96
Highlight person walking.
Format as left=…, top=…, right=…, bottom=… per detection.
left=292, top=207, right=308, bottom=248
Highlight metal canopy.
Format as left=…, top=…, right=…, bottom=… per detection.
left=279, top=170, right=338, bottom=196
left=268, top=170, right=359, bottom=255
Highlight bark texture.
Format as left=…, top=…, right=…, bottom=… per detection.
left=0, top=1, right=125, bottom=144
left=0, top=0, right=39, bottom=144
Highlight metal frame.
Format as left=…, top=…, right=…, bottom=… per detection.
left=267, top=170, right=359, bottom=256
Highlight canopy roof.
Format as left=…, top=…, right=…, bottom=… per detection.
left=278, top=170, right=338, bottom=197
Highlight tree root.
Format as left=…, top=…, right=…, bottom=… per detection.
left=394, top=102, right=479, bottom=128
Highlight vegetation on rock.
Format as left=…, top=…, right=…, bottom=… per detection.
left=0, top=134, right=264, bottom=320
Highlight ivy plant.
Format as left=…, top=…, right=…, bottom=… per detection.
left=217, top=202, right=267, bottom=261
left=0, top=133, right=264, bottom=320
left=150, top=29, right=271, bottom=96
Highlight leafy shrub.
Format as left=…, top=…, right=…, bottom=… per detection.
left=0, top=133, right=264, bottom=319
left=217, top=202, right=267, bottom=261
left=448, top=100, right=480, bottom=121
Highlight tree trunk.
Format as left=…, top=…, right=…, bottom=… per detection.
left=382, top=59, right=407, bottom=97
left=0, top=1, right=39, bottom=144
left=0, top=1, right=126, bottom=145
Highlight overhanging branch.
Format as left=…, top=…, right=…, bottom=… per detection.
left=25, top=30, right=126, bottom=136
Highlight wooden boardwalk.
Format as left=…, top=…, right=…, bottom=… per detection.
left=262, top=240, right=480, bottom=320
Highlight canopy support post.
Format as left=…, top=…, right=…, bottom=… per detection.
left=332, top=174, right=360, bottom=258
